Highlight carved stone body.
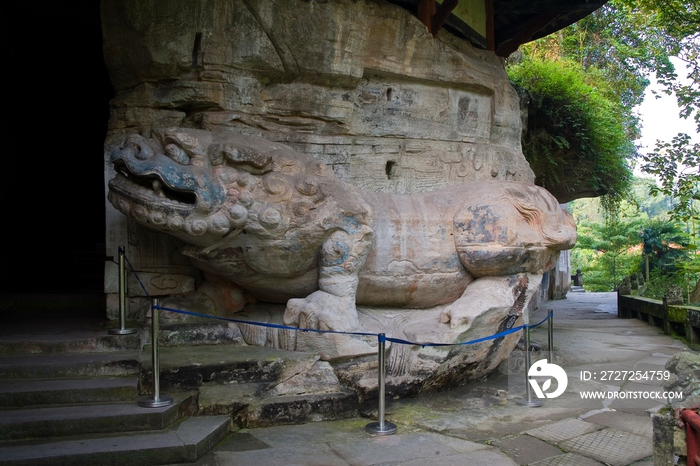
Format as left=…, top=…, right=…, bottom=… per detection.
left=109, top=128, right=576, bottom=333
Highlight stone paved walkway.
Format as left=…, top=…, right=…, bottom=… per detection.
left=176, top=291, right=690, bottom=466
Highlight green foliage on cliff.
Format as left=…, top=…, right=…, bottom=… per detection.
left=508, top=58, right=633, bottom=200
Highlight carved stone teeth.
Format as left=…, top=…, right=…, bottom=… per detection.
left=208, top=213, right=231, bottom=235
left=133, top=205, right=148, bottom=221
left=150, top=210, right=167, bottom=226
left=168, top=215, right=185, bottom=230
left=189, top=219, right=208, bottom=236
left=152, top=179, right=166, bottom=198
left=117, top=198, right=131, bottom=214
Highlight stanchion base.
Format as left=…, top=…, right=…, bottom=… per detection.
left=109, top=328, right=137, bottom=335
left=365, top=421, right=398, bottom=435
left=516, top=397, right=544, bottom=407
left=138, top=395, right=174, bottom=408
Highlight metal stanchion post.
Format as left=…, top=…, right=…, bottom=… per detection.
left=138, top=298, right=174, bottom=408
left=365, top=333, right=397, bottom=435
left=517, top=314, right=543, bottom=407
left=548, top=310, right=554, bottom=364
left=109, top=247, right=136, bottom=335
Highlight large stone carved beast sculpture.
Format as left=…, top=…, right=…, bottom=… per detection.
left=108, top=128, right=576, bottom=336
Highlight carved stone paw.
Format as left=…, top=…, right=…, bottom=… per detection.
left=284, top=291, right=359, bottom=332
left=440, top=275, right=541, bottom=329
left=439, top=298, right=473, bottom=329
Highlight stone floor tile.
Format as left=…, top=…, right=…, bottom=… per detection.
left=214, top=443, right=351, bottom=466
left=584, top=411, right=653, bottom=438
left=331, top=433, right=461, bottom=465
left=211, top=431, right=270, bottom=452
left=491, top=434, right=563, bottom=465
left=529, top=452, right=605, bottom=465
left=247, top=418, right=370, bottom=447
left=525, top=418, right=601, bottom=444
left=397, top=448, right=519, bottom=466
left=558, top=428, right=652, bottom=466
left=424, top=433, right=490, bottom=453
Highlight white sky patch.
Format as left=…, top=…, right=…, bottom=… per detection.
left=634, top=57, right=699, bottom=178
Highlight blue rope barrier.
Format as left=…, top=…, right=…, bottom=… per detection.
left=155, top=305, right=378, bottom=338
left=529, top=311, right=553, bottom=329
left=121, top=248, right=553, bottom=348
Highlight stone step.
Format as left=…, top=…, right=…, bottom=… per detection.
left=0, top=317, right=142, bottom=355
left=0, top=333, right=142, bottom=355
left=0, top=352, right=140, bottom=379
left=198, top=384, right=359, bottom=428
left=0, top=415, right=230, bottom=466
left=0, top=377, right=138, bottom=408
left=141, top=344, right=320, bottom=392
left=157, top=321, right=244, bottom=347
left=0, top=393, right=194, bottom=442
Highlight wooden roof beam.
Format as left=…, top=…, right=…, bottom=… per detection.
left=418, top=0, right=460, bottom=37
left=495, top=10, right=560, bottom=57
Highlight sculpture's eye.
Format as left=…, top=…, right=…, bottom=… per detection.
left=165, top=144, right=189, bottom=164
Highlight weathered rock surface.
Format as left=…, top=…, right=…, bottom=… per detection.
left=101, top=0, right=533, bottom=195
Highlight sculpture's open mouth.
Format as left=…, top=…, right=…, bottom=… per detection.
left=107, top=132, right=232, bottom=238
left=110, top=160, right=197, bottom=211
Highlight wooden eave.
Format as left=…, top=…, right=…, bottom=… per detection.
left=388, top=0, right=609, bottom=57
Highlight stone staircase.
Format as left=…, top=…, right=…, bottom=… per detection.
left=0, top=319, right=229, bottom=466
left=0, top=315, right=359, bottom=465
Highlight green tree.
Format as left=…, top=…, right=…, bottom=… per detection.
left=641, top=134, right=700, bottom=223
left=642, top=220, right=691, bottom=275
left=575, top=216, right=645, bottom=290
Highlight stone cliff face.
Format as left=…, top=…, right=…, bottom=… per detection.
left=102, top=0, right=534, bottom=196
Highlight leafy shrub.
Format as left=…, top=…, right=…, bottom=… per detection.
left=642, top=269, right=688, bottom=301
left=508, top=58, right=633, bottom=200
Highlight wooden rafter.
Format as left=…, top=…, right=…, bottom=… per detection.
left=418, top=0, right=460, bottom=36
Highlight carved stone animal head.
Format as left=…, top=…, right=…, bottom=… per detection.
left=108, top=128, right=335, bottom=247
